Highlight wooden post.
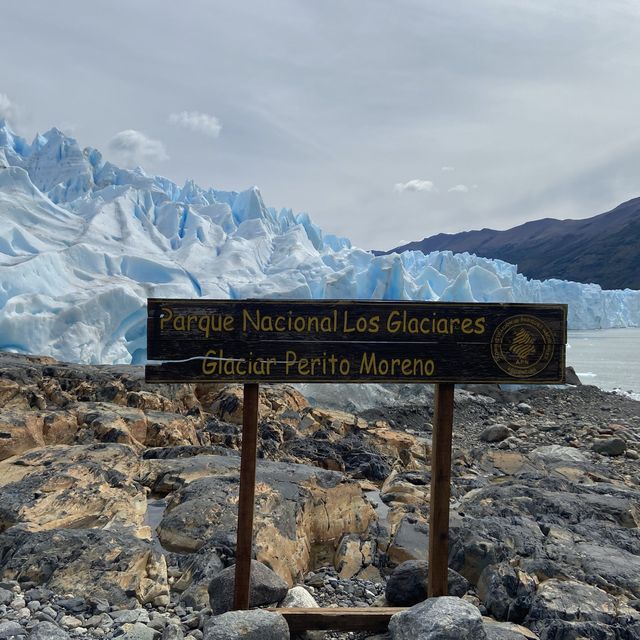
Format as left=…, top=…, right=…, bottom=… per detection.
left=233, top=382, right=260, bottom=610
left=428, top=383, right=455, bottom=597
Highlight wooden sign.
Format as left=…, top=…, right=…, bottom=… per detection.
left=145, top=299, right=567, bottom=384
left=144, top=297, right=567, bottom=623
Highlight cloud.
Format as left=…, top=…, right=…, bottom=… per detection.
left=394, top=179, right=437, bottom=193
left=441, top=166, right=455, bottom=172
left=0, top=93, right=20, bottom=123
left=108, top=129, right=168, bottom=167
left=448, top=184, right=469, bottom=193
left=168, top=111, right=222, bottom=138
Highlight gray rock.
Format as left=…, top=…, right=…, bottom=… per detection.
left=480, top=425, right=513, bottom=443
left=0, top=588, right=13, bottom=605
left=592, top=437, right=626, bottom=456
left=208, top=560, right=289, bottom=615
left=525, top=579, right=640, bottom=634
left=483, top=620, right=538, bottom=639
left=477, top=562, right=537, bottom=623
left=111, top=609, right=144, bottom=624
left=280, top=586, right=319, bottom=608
left=0, top=620, right=26, bottom=639
left=161, top=625, right=185, bottom=640
left=449, top=514, right=544, bottom=585
left=385, top=560, right=469, bottom=606
left=203, top=610, right=290, bottom=640
left=27, top=621, right=70, bottom=640
left=388, top=596, right=487, bottom=639
left=529, top=445, right=587, bottom=465
left=564, top=366, right=582, bottom=386
left=117, top=622, right=159, bottom=640
left=0, top=528, right=168, bottom=607
left=178, top=548, right=225, bottom=609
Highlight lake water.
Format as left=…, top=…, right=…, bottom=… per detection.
left=567, top=327, right=640, bottom=399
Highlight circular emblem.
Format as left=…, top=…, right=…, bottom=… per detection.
left=491, top=315, right=554, bottom=378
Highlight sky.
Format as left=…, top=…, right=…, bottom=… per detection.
left=1, top=0, right=639, bottom=250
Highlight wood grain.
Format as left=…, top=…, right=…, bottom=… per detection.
left=268, top=607, right=407, bottom=632
left=145, top=299, right=567, bottom=384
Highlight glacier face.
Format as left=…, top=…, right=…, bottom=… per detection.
left=0, top=120, right=639, bottom=365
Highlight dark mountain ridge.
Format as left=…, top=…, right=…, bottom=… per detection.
left=383, top=197, right=640, bottom=290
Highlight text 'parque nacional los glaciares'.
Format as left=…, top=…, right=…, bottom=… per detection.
left=145, top=299, right=567, bottom=384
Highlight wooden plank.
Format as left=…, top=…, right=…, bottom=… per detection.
left=147, top=299, right=567, bottom=350
left=145, top=339, right=565, bottom=384
left=233, top=383, right=259, bottom=610
left=428, top=383, right=455, bottom=597
left=268, top=607, right=407, bottom=632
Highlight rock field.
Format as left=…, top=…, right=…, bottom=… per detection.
left=0, top=351, right=639, bottom=639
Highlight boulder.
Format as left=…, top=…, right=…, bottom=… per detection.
left=592, top=437, right=626, bottom=457
left=144, top=411, right=200, bottom=447
left=41, top=411, right=79, bottom=445
left=525, top=579, right=640, bottom=634
left=449, top=514, right=544, bottom=584
left=161, top=625, right=184, bottom=640
left=0, top=411, right=44, bottom=461
left=529, top=445, right=588, bottom=466
left=156, top=456, right=374, bottom=584
left=385, top=560, right=469, bottom=606
left=480, top=425, right=513, bottom=443
left=388, top=596, right=487, bottom=639
left=208, top=560, right=289, bottom=615
left=0, top=621, right=27, bottom=638
left=0, top=528, right=168, bottom=607
left=115, top=622, right=159, bottom=640
left=477, top=562, right=537, bottom=623
left=482, top=619, right=539, bottom=639
left=176, top=546, right=225, bottom=609
left=204, top=609, right=290, bottom=640
left=28, top=621, right=71, bottom=639
left=334, top=534, right=376, bottom=579
left=381, top=471, right=430, bottom=505
left=0, top=379, right=31, bottom=409
left=280, top=585, right=319, bottom=608
left=386, top=515, right=430, bottom=565
left=0, top=444, right=145, bottom=531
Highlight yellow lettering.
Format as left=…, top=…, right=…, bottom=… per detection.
left=160, top=307, right=173, bottom=331
left=387, top=310, right=401, bottom=333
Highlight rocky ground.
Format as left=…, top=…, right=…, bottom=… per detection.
left=0, top=351, right=639, bottom=639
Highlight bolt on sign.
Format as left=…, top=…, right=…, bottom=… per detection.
left=145, top=299, right=567, bottom=384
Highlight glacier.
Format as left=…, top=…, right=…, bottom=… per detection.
left=0, top=120, right=639, bottom=365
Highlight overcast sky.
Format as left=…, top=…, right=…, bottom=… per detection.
left=2, top=1, right=639, bottom=250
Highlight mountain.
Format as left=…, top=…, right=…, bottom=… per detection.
left=0, top=119, right=639, bottom=364
left=383, top=200, right=640, bottom=290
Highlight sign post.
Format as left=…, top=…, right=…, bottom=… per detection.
left=428, top=383, right=455, bottom=596
left=233, top=382, right=260, bottom=610
left=146, top=299, right=566, bottom=627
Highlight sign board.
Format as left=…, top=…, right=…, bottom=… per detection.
left=145, top=299, right=567, bottom=384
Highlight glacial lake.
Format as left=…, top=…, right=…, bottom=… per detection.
left=567, top=327, right=640, bottom=399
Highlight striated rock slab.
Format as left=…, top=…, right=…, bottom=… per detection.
left=0, top=444, right=145, bottom=533
left=0, top=410, right=45, bottom=461
left=154, top=455, right=375, bottom=585
left=0, top=528, right=168, bottom=607
left=525, top=579, right=640, bottom=637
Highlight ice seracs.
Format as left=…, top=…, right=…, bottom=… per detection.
left=0, top=120, right=639, bottom=364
